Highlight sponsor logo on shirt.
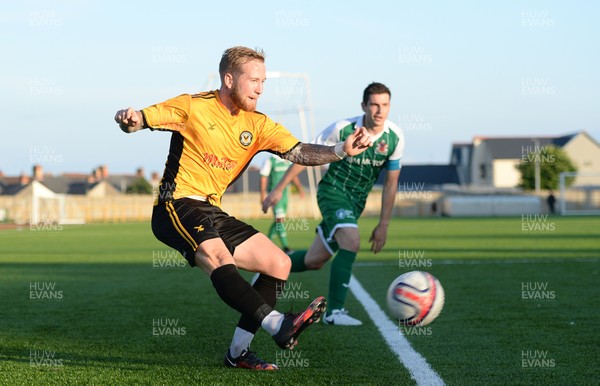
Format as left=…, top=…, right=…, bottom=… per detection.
left=335, top=209, right=355, bottom=220
left=202, top=153, right=237, bottom=171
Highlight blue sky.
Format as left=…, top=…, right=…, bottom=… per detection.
left=1, top=1, right=598, bottom=177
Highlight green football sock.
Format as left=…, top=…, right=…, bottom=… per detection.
left=268, top=222, right=277, bottom=240
left=275, top=222, right=289, bottom=249
left=288, top=250, right=308, bottom=272
left=327, top=249, right=357, bottom=315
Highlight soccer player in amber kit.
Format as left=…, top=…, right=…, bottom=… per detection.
left=114, top=46, right=372, bottom=369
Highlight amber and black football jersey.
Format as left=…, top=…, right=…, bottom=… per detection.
left=143, top=90, right=300, bottom=207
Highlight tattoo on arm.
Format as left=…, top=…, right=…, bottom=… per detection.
left=281, top=143, right=340, bottom=166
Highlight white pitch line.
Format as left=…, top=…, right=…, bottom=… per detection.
left=354, top=257, right=600, bottom=267
left=349, top=274, right=445, bottom=386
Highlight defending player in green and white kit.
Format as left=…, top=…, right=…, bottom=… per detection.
left=260, top=155, right=305, bottom=253
left=263, top=82, right=404, bottom=325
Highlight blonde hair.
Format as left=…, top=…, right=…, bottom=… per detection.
left=219, top=46, right=265, bottom=80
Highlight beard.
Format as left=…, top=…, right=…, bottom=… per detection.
left=230, top=81, right=257, bottom=112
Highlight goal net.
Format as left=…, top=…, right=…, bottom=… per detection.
left=559, top=172, right=600, bottom=215
left=31, top=182, right=85, bottom=225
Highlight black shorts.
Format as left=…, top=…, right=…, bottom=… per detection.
left=151, top=198, right=259, bottom=266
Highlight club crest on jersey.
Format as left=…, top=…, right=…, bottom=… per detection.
left=240, top=131, right=253, bottom=146
left=375, top=140, right=388, bottom=156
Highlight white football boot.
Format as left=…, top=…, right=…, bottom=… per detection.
left=323, top=309, right=363, bottom=326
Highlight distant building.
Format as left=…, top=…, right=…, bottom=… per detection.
left=451, top=131, right=600, bottom=188
left=0, top=164, right=157, bottom=198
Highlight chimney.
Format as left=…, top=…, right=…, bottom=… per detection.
left=93, top=167, right=102, bottom=181
left=136, top=167, right=145, bottom=178
left=20, top=172, right=30, bottom=185
left=33, top=164, right=43, bottom=181
left=99, top=164, right=109, bottom=179
left=0, top=170, right=4, bottom=178
left=151, top=171, right=160, bottom=181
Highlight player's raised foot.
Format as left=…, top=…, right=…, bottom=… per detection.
left=272, top=296, right=327, bottom=349
left=323, top=309, right=363, bottom=326
left=224, top=349, right=278, bottom=370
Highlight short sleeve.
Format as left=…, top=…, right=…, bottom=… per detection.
left=385, top=123, right=405, bottom=170
left=259, top=157, right=272, bottom=177
left=142, top=94, right=191, bottom=132
left=311, top=118, right=357, bottom=145
left=256, top=114, right=300, bottom=155
left=311, top=122, right=341, bottom=146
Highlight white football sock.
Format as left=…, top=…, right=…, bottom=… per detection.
left=261, top=311, right=284, bottom=335
left=229, top=327, right=255, bottom=358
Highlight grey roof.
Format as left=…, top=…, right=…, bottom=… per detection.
left=482, top=137, right=557, bottom=159
left=106, top=175, right=143, bottom=193
left=552, top=133, right=577, bottom=147
left=0, top=175, right=140, bottom=196
left=397, top=165, right=460, bottom=187
left=0, top=183, right=27, bottom=195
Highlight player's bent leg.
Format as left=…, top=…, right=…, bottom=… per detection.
left=233, top=233, right=327, bottom=349
left=194, top=238, right=237, bottom=275
left=232, top=233, right=291, bottom=280
left=303, top=235, right=333, bottom=270
left=196, top=239, right=275, bottom=330
left=333, top=227, right=360, bottom=253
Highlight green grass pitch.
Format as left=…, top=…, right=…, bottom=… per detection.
left=0, top=216, right=598, bottom=385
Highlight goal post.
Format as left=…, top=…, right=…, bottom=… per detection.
left=31, top=181, right=85, bottom=225
left=559, top=172, right=600, bottom=215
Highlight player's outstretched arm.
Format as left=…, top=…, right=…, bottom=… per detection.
left=114, top=107, right=146, bottom=133
left=262, top=163, right=306, bottom=213
left=281, top=126, right=373, bottom=166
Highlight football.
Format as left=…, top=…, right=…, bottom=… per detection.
left=386, top=271, right=445, bottom=326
